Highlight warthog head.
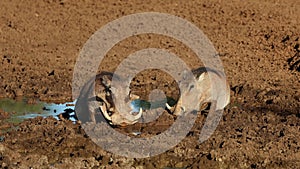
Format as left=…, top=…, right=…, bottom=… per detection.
left=166, top=67, right=230, bottom=116
left=75, top=71, right=143, bottom=127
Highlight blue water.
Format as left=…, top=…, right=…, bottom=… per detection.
left=0, top=98, right=76, bottom=122
left=0, top=97, right=177, bottom=123
left=18, top=101, right=77, bottom=121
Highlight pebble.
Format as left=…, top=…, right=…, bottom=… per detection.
left=0, top=144, right=5, bottom=152
left=0, top=136, right=5, bottom=142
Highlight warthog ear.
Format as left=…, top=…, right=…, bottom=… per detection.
left=122, top=93, right=136, bottom=104
left=180, top=69, right=189, bottom=81
left=129, top=92, right=140, bottom=100
left=100, top=74, right=113, bottom=88
left=179, top=69, right=196, bottom=83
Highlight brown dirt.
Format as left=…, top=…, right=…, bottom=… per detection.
left=0, top=0, right=300, bottom=168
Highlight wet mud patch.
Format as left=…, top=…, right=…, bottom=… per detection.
left=106, top=111, right=176, bottom=138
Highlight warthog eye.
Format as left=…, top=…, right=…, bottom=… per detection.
left=189, top=84, right=194, bottom=91
left=180, top=106, right=186, bottom=114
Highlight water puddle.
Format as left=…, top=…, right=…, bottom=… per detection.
left=0, top=96, right=177, bottom=124
left=0, top=98, right=76, bottom=123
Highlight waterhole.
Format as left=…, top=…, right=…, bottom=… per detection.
left=0, top=98, right=76, bottom=123
left=0, top=97, right=177, bottom=124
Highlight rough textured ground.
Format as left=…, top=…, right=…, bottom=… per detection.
left=0, top=0, right=300, bottom=168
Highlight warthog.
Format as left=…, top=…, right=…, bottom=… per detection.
left=75, top=67, right=230, bottom=127
left=166, top=67, right=230, bottom=116
left=75, top=71, right=142, bottom=127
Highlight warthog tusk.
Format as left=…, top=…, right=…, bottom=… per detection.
left=165, top=103, right=172, bottom=110
left=100, top=105, right=112, bottom=121
left=134, top=107, right=143, bottom=120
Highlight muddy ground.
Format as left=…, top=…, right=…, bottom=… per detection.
left=0, top=0, right=300, bottom=168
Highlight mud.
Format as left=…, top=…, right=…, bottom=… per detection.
left=0, top=0, right=300, bottom=168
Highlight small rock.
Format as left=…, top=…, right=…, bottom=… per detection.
left=1, top=162, right=7, bottom=168
left=48, top=70, right=55, bottom=76
left=0, top=144, right=5, bottom=152
left=0, top=136, right=5, bottom=142
left=42, top=107, right=50, bottom=111
left=175, top=162, right=184, bottom=168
